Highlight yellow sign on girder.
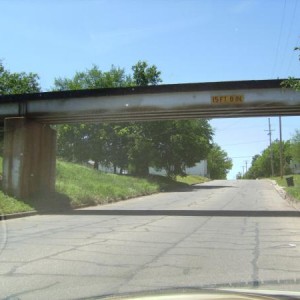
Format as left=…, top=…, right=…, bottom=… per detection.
left=211, top=95, right=244, bottom=104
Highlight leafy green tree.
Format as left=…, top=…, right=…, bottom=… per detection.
left=290, top=129, right=300, bottom=162
left=148, top=120, right=213, bottom=178
left=245, top=154, right=263, bottom=179
left=127, top=61, right=212, bottom=177
left=54, top=61, right=214, bottom=178
left=57, top=124, right=106, bottom=163
left=207, top=143, right=232, bottom=179
left=101, top=123, right=131, bottom=173
left=125, top=61, right=163, bottom=175
left=236, top=172, right=242, bottom=179
left=54, top=62, right=162, bottom=173
left=54, top=65, right=132, bottom=169
left=0, top=61, right=40, bottom=95
left=245, top=140, right=292, bottom=178
left=54, top=65, right=131, bottom=90
left=132, top=60, right=162, bottom=86
left=0, top=61, right=41, bottom=156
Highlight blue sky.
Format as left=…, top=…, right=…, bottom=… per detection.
left=1, top=0, right=299, bottom=178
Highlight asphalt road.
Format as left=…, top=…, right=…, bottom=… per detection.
left=1, top=179, right=300, bottom=299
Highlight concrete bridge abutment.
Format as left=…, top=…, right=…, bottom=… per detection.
left=2, top=117, right=56, bottom=199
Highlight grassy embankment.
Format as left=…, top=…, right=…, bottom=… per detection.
left=0, top=158, right=208, bottom=214
left=176, top=174, right=209, bottom=185
left=0, top=157, right=34, bottom=214
left=273, top=174, right=300, bottom=201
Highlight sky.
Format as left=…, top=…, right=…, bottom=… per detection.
left=0, top=0, right=299, bottom=179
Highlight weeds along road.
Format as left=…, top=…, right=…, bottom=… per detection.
left=1, top=179, right=300, bottom=299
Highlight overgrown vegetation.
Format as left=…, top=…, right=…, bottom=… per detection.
left=273, top=174, right=300, bottom=201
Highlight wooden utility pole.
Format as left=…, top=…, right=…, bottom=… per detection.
left=279, top=116, right=284, bottom=179
left=265, top=118, right=275, bottom=177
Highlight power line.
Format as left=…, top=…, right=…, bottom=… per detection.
left=214, top=120, right=267, bottom=132
left=286, top=36, right=300, bottom=74
left=271, top=0, right=287, bottom=77
left=279, top=0, right=298, bottom=74
left=279, top=116, right=284, bottom=179
left=221, top=140, right=266, bottom=147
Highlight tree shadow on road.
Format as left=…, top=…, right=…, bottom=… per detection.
left=166, top=184, right=238, bottom=193
left=190, top=185, right=237, bottom=190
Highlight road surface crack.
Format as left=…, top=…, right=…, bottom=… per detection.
left=251, top=222, right=260, bottom=287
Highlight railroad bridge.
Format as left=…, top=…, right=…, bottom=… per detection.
left=0, top=79, right=299, bottom=198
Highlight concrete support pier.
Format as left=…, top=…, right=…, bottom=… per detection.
left=2, top=117, right=56, bottom=199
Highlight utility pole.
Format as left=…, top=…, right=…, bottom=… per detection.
left=242, top=166, right=245, bottom=178
left=265, top=118, right=275, bottom=177
left=245, top=160, right=248, bottom=173
left=279, top=116, right=284, bottom=179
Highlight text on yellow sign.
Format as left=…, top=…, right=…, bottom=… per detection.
left=211, top=95, right=244, bottom=104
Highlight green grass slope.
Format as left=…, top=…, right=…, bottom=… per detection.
left=273, top=174, right=300, bottom=201
left=0, top=157, right=34, bottom=214
left=176, top=175, right=209, bottom=185
left=1, top=158, right=202, bottom=214
left=56, top=160, right=163, bottom=207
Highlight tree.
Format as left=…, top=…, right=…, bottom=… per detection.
left=0, top=61, right=41, bottom=155
left=281, top=47, right=300, bottom=91
left=56, top=124, right=106, bottom=163
left=0, top=61, right=40, bottom=95
left=125, top=61, right=163, bottom=175
left=54, top=62, right=162, bottom=173
left=290, top=129, right=300, bottom=162
left=54, top=65, right=132, bottom=169
left=207, top=144, right=232, bottom=179
left=128, top=61, right=212, bottom=177
left=245, top=154, right=263, bottom=179
left=148, top=120, right=213, bottom=178
left=245, top=140, right=292, bottom=178
left=53, top=65, right=131, bottom=91
left=54, top=61, right=214, bottom=178
left=132, top=60, right=162, bottom=86
left=236, top=172, right=242, bottom=179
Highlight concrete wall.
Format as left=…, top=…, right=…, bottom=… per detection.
left=290, top=160, right=300, bottom=174
left=149, top=160, right=208, bottom=177
left=2, top=117, right=56, bottom=198
left=87, top=159, right=208, bottom=177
